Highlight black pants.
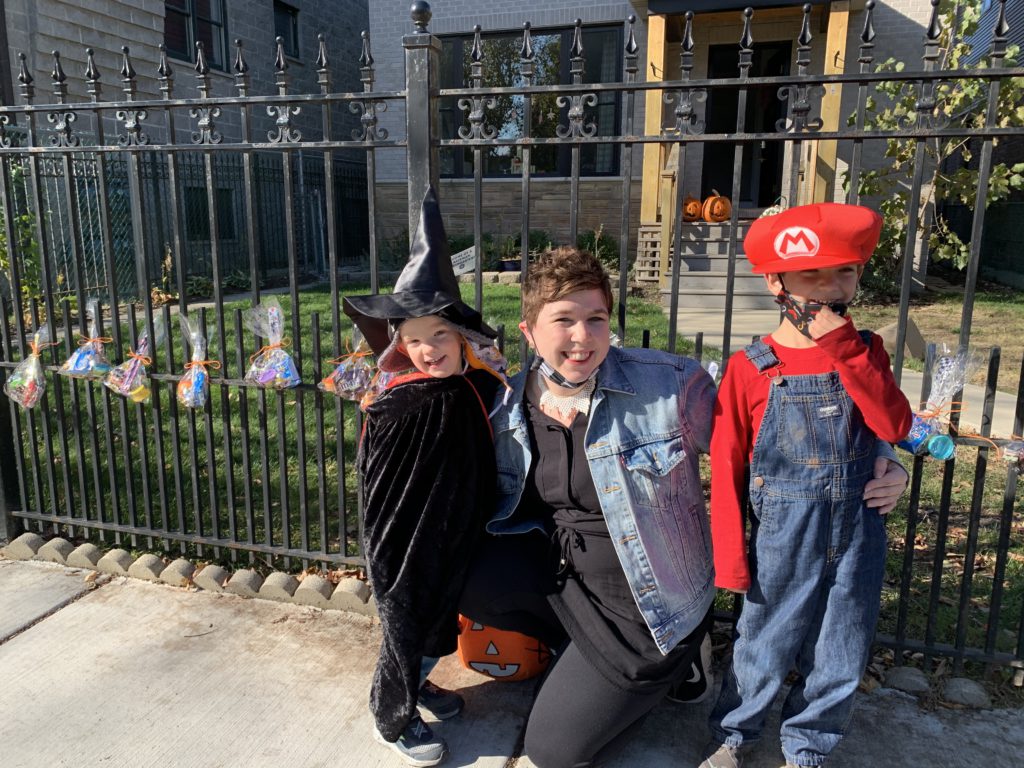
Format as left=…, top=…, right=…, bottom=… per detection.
left=458, top=533, right=675, bottom=768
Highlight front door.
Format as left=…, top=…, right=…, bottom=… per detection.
left=701, top=41, right=791, bottom=208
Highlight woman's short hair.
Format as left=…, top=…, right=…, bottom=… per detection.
left=521, top=247, right=613, bottom=326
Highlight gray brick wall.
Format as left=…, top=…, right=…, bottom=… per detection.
left=4, top=0, right=368, bottom=143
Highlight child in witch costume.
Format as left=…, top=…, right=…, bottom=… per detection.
left=701, top=204, right=912, bottom=768
left=343, top=188, right=505, bottom=768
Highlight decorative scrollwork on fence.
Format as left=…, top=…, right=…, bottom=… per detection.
left=267, top=104, right=302, bottom=143
left=349, top=100, right=388, bottom=142
left=663, top=90, right=707, bottom=136
left=47, top=110, right=80, bottom=147
left=189, top=106, right=222, bottom=145
left=457, top=94, right=498, bottom=140
left=775, top=83, right=825, bottom=133
left=0, top=114, right=10, bottom=149
left=116, top=108, right=149, bottom=146
left=555, top=93, right=598, bottom=139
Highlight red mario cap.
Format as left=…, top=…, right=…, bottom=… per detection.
left=743, top=203, right=883, bottom=274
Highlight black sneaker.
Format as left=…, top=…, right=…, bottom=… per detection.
left=667, top=632, right=713, bottom=704
left=418, top=679, right=465, bottom=720
left=373, top=715, right=448, bottom=767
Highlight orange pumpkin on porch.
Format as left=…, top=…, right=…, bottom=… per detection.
left=457, top=615, right=552, bottom=682
left=682, top=195, right=702, bottom=222
left=702, top=190, right=732, bottom=223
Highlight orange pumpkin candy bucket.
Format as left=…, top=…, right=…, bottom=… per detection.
left=456, top=615, right=552, bottom=682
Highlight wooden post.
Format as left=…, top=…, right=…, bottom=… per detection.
left=810, top=1, right=851, bottom=203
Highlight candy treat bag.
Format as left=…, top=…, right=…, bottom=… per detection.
left=4, top=325, right=55, bottom=409
left=59, top=299, right=113, bottom=379
left=898, top=346, right=983, bottom=460
left=319, top=332, right=376, bottom=401
left=243, top=298, right=300, bottom=389
left=177, top=314, right=220, bottom=409
left=104, top=317, right=166, bottom=403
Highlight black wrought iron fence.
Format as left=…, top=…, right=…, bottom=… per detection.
left=0, top=0, right=1022, bottom=674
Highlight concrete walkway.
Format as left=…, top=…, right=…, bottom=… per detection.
left=674, top=309, right=1022, bottom=437
left=2, top=558, right=1022, bottom=768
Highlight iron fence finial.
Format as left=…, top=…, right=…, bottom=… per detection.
left=234, top=40, right=249, bottom=75
left=316, top=34, right=329, bottom=71
left=740, top=9, right=754, bottom=52
left=411, top=1, right=431, bottom=33
left=157, top=44, right=174, bottom=99
left=861, top=1, right=876, bottom=46
left=926, top=0, right=941, bottom=43
left=16, top=53, right=33, bottom=102
left=194, top=41, right=210, bottom=76
left=121, top=46, right=138, bottom=99
left=521, top=22, right=534, bottom=62
left=359, top=30, right=374, bottom=69
left=798, top=6, right=813, bottom=48
left=683, top=11, right=694, bottom=56
left=51, top=51, right=67, bottom=85
left=85, top=48, right=102, bottom=100
left=275, top=37, right=288, bottom=74
left=994, top=0, right=1009, bottom=40
left=625, top=15, right=638, bottom=58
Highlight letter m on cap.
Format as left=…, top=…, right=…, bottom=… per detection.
left=773, top=226, right=820, bottom=259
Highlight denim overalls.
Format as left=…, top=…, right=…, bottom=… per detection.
left=710, top=338, right=888, bottom=767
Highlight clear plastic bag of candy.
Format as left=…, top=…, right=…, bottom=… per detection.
left=177, top=314, right=220, bottom=409
left=925, top=346, right=985, bottom=415
left=3, top=324, right=55, bottom=409
left=103, top=316, right=166, bottom=403
left=319, top=332, right=375, bottom=401
left=359, top=369, right=398, bottom=411
left=59, top=299, right=113, bottom=379
left=243, top=297, right=300, bottom=389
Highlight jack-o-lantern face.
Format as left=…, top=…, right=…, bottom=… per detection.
left=702, top=190, right=732, bottom=223
left=683, top=195, right=702, bottom=222
left=457, top=615, right=552, bottom=682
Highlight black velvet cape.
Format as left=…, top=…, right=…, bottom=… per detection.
left=358, top=368, right=498, bottom=741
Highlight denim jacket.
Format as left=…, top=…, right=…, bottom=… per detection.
left=487, top=346, right=717, bottom=655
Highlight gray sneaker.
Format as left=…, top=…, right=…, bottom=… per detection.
left=699, top=742, right=743, bottom=768
left=418, top=679, right=465, bottom=720
left=374, top=715, right=448, bottom=767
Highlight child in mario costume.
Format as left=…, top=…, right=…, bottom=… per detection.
left=343, top=188, right=505, bottom=767
left=700, top=203, right=912, bottom=768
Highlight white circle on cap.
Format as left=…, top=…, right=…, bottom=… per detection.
left=773, top=226, right=820, bottom=260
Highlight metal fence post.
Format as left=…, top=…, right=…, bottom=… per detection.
left=404, top=0, right=441, bottom=234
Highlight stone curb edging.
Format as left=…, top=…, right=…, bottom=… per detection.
left=1, top=532, right=376, bottom=618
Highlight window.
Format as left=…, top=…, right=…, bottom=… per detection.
left=164, top=0, right=228, bottom=70
left=274, top=2, right=300, bottom=58
left=440, top=25, right=623, bottom=178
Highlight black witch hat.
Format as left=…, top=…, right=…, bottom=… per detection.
left=343, top=187, right=496, bottom=372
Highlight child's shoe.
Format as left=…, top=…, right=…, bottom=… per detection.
left=667, top=633, right=713, bottom=704
left=418, top=679, right=465, bottom=720
left=374, top=715, right=448, bottom=766
left=698, top=742, right=743, bottom=768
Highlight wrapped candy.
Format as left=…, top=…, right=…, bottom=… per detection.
left=103, top=317, right=166, bottom=403
left=897, top=346, right=983, bottom=461
left=177, top=314, right=220, bottom=409
left=1002, top=441, right=1024, bottom=474
left=319, top=334, right=375, bottom=401
left=3, top=325, right=55, bottom=409
left=243, top=297, right=300, bottom=389
left=59, top=299, right=113, bottom=379
left=359, top=369, right=398, bottom=411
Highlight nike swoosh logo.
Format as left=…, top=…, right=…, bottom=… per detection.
left=686, top=662, right=701, bottom=684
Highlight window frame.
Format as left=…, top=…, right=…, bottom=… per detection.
left=439, top=23, right=624, bottom=179
left=163, top=0, right=230, bottom=72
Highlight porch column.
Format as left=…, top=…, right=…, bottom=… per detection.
left=809, top=1, right=851, bottom=202
left=640, top=14, right=669, bottom=224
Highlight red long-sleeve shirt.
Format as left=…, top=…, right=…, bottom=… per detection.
left=710, top=322, right=913, bottom=592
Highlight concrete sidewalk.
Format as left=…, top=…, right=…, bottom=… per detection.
left=674, top=309, right=1022, bottom=437
left=2, top=558, right=1022, bottom=768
